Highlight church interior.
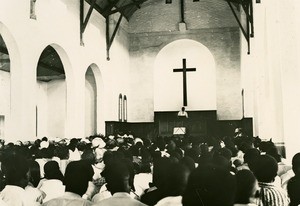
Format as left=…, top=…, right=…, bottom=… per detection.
left=1, top=0, right=300, bottom=159
left=1, top=0, right=300, bottom=205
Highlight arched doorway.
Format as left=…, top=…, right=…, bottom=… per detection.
left=36, top=45, right=67, bottom=138
left=0, top=34, right=10, bottom=139
left=85, top=66, right=97, bottom=136
left=84, top=64, right=104, bottom=136
left=0, top=22, right=22, bottom=141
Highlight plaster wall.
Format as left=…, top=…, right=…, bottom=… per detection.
left=0, top=0, right=130, bottom=140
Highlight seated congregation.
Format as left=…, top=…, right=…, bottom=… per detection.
left=0, top=132, right=298, bottom=206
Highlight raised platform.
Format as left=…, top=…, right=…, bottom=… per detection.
left=154, top=110, right=217, bottom=137
left=105, top=111, right=253, bottom=139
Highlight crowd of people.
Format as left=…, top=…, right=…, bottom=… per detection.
left=0, top=130, right=298, bottom=206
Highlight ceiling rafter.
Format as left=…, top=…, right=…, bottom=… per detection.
left=80, top=0, right=98, bottom=45
left=37, top=62, right=64, bottom=75
left=106, top=14, right=123, bottom=61
left=225, top=0, right=254, bottom=54
left=0, top=46, right=9, bottom=55
left=85, top=0, right=104, bottom=14
left=107, top=0, right=144, bottom=16
left=102, top=0, right=119, bottom=17
left=82, top=0, right=97, bottom=33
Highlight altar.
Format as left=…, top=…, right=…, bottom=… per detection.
left=154, top=110, right=217, bottom=137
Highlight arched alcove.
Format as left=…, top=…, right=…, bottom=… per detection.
left=85, top=63, right=104, bottom=135
left=35, top=44, right=73, bottom=138
left=85, top=66, right=97, bottom=136
left=0, top=33, right=10, bottom=139
left=0, top=22, right=22, bottom=141
left=154, top=39, right=217, bottom=111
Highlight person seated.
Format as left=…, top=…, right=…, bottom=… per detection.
left=251, top=154, right=289, bottom=206
left=0, top=153, right=40, bottom=206
left=235, top=170, right=260, bottom=206
left=287, top=153, right=300, bottom=206
left=38, top=161, right=65, bottom=202
left=68, top=138, right=81, bottom=161
left=133, top=150, right=153, bottom=197
left=42, top=160, right=94, bottom=206
left=182, top=163, right=236, bottom=206
left=155, top=162, right=190, bottom=206
left=93, top=159, right=146, bottom=206
left=25, top=160, right=45, bottom=205
left=177, top=107, right=188, bottom=118
left=141, top=157, right=170, bottom=206
left=237, top=148, right=260, bottom=171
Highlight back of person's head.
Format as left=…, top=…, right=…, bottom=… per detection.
left=235, top=170, right=259, bottom=204
left=244, top=148, right=260, bottom=169
left=259, top=139, right=275, bottom=153
left=185, top=148, right=200, bottom=163
left=182, top=164, right=236, bottom=206
left=68, top=138, right=79, bottom=151
left=212, top=155, right=231, bottom=171
left=152, top=157, right=170, bottom=189
left=81, top=148, right=96, bottom=165
left=64, top=161, right=94, bottom=196
left=164, top=162, right=190, bottom=196
left=44, top=161, right=63, bottom=181
left=217, top=147, right=233, bottom=161
left=102, top=159, right=131, bottom=194
left=292, top=152, right=300, bottom=175
left=252, top=154, right=278, bottom=183
left=28, top=160, right=41, bottom=187
left=266, top=146, right=281, bottom=163
left=166, top=140, right=176, bottom=153
left=180, top=156, right=196, bottom=172
left=238, top=141, right=253, bottom=153
left=1, top=153, right=29, bottom=188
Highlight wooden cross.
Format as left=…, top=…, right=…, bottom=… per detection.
left=173, top=59, right=196, bottom=106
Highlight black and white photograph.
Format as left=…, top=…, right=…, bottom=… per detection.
left=0, top=0, right=299, bottom=205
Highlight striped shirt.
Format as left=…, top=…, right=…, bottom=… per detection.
left=258, top=182, right=289, bottom=206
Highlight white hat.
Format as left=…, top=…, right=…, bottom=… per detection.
left=134, top=138, right=143, bottom=145
left=80, top=138, right=91, bottom=144
left=40, top=140, right=49, bottom=149
left=108, top=135, right=115, bottom=140
left=91, top=137, right=106, bottom=148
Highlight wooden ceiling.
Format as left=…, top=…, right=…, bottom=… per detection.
left=85, top=0, right=148, bottom=21
left=0, top=35, right=10, bottom=73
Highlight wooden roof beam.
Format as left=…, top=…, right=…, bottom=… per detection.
left=38, top=62, right=65, bottom=74
left=0, top=46, right=9, bottom=55
left=85, top=0, right=104, bottom=14
left=107, top=0, right=144, bottom=16
left=102, top=0, right=119, bottom=17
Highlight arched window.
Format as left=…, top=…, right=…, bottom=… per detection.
left=118, top=93, right=123, bottom=122
left=123, top=95, right=127, bottom=122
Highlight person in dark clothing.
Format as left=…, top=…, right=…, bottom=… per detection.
left=287, top=153, right=300, bottom=206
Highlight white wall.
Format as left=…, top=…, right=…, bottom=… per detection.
left=85, top=69, right=97, bottom=137
left=36, top=81, right=48, bottom=138
left=0, top=70, right=10, bottom=116
left=0, top=70, right=10, bottom=139
left=241, top=0, right=300, bottom=161
left=47, top=79, right=66, bottom=138
left=154, top=39, right=216, bottom=111
left=0, top=0, right=131, bottom=140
